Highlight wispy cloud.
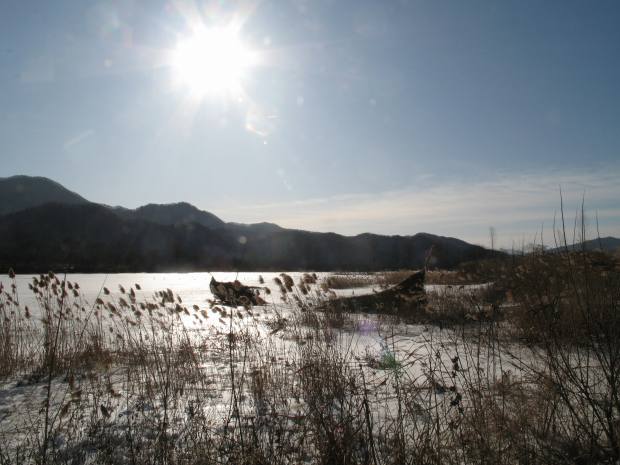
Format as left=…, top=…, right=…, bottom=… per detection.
left=63, top=130, right=94, bottom=150
left=218, top=167, right=620, bottom=247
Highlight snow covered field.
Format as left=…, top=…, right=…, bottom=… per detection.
left=0, top=270, right=615, bottom=464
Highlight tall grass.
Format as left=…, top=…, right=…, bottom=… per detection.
left=0, top=237, right=618, bottom=464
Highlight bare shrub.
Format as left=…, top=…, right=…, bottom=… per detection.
left=1, top=231, right=619, bottom=465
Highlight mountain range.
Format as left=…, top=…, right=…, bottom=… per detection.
left=549, top=237, right=620, bottom=254
left=0, top=175, right=504, bottom=272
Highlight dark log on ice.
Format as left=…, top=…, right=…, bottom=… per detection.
left=322, top=270, right=427, bottom=317
left=210, top=277, right=266, bottom=307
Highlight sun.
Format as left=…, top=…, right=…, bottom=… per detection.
left=171, top=25, right=257, bottom=98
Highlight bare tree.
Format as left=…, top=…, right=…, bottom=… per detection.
left=489, top=226, right=496, bottom=251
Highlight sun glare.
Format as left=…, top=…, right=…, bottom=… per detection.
left=171, top=25, right=256, bottom=98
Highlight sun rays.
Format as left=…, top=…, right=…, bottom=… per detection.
left=170, top=24, right=258, bottom=99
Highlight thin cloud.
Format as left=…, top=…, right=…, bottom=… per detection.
left=63, top=129, right=94, bottom=150
left=218, top=167, right=620, bottom=247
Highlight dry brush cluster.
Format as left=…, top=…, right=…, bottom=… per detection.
left=0, top=248, right=619, bottom=465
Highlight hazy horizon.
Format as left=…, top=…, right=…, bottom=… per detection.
left=2, top=1, right=619, bottom=247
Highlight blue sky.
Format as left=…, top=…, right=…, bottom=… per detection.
left=1, top=0, right=619, bottom=247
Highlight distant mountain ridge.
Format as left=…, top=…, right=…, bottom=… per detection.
left=550, top=237, right=620, bottom=253
left=115, top=202, right=225, bottom=229
left=0, top=175, right=503, bottom=272
left=0, top=175, right=88, bottom=215
left=0, top=176, right=227, bottom=228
